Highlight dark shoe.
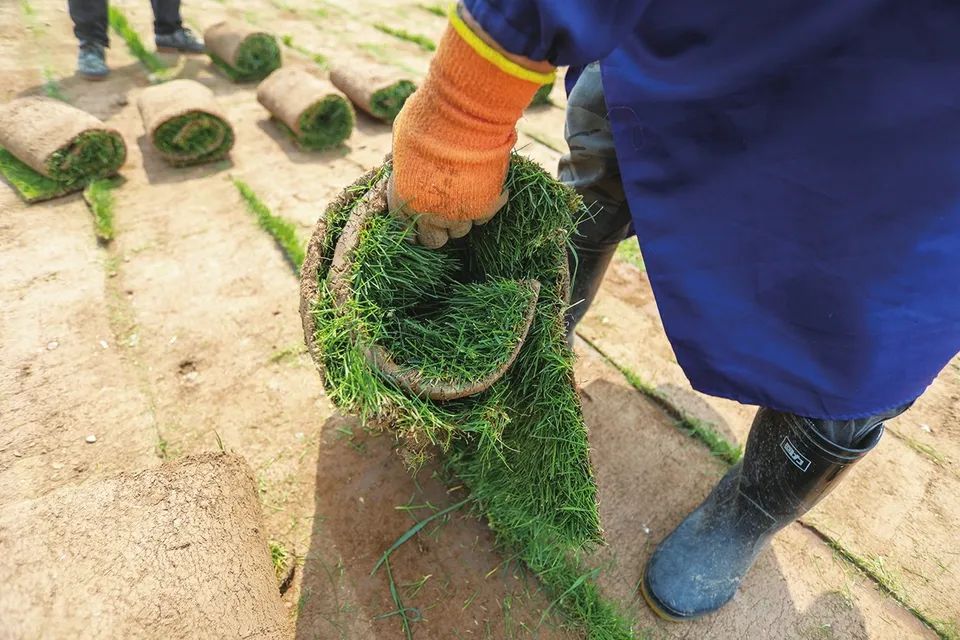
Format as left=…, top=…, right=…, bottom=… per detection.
left=641, top=407, right=892, bottom=620
left=77, top=41, right=109, bottom=80
left=565, top=240, right=620, bottom=347
left=155, top=28, right=204, bottom=53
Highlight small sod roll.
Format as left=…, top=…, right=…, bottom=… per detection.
left=256, top=67, right=354, bottom=151
left=329, top=61, right=416, bottom=123
left=0, top=97, right=126, bottom=202
left=204, top=21, right=281, bottom=82
left=138, top=79, right=235, bottom=166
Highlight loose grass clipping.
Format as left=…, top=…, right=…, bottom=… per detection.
left=0, top=97, right=125, bottom=203
left=329, top=61, right=416, bottom=123
left=530, top=79, right=553, bottom=107
left=257, top=67, right=354, bottom=151
left=205, top=21, right=281, bottom=82
left=298, top=157, right=633, bottom=636
left=138, top=79, right=235, bottom=167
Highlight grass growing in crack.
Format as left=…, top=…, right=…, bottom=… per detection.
left=269, top=540, right=292, bottom=579
left=418, top=3, right=445, bottom=17
left=280, top=34, right=328, bottom=68
left=583, top=336, right=743, bottom=466
left=82, top=177, right=121, bottom=243
left=232, top=178, right=305, bottom=273
left=108, top=6, right=168, bottom=74
left=374, top=24, right=436, bottom=52
left=616, top=240, right=645, bottom=271
left=814, top=533, right=959, bottom=640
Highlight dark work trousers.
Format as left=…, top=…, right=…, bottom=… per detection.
left=68, top=0, right=182, bottom=46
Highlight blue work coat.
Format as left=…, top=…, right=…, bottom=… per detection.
left=465, top=0, right=960, bottom=419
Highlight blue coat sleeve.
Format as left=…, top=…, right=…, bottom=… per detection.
left=463, top=0, right=652, bottom=66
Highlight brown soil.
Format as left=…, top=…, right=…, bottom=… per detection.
left=1, top=0, right=956, bottom=639
left=0, top=454, right=288, bottom=639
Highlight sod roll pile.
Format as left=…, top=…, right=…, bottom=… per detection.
left=329, top=61, right=416, bottom=123
left=138, top=79, right=235, bottom=166
left=0, top=454, right=288, bottom=639
left=0, top=97, right=126, bottom=203
left=301, top=156, right=633, bottom=637
left=257, top=67, right=355, bottom=151
left=205, top=21, right=281, bottom=82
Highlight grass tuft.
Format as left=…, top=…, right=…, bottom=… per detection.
left=107, top=6, right=168, bottom=74
left=232, top=178, right=305, bottom=273
left=280, top=34, right=328, bottom=68
left=83, top=177, right=121, bottom=243
left=373, top=24, right=436, bottom=52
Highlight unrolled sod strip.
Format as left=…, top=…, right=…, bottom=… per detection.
left=205, top=20, right=281, bottom=82
left=138, top=79, right=235, bottom=166
left=329, top=61, right=416, bottom=123
left=257, top=67, right=355, bottom=151
left=0, top=97, right=126, bottom=203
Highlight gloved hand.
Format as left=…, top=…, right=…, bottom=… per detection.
left=389, top=6, right=555, bottom=248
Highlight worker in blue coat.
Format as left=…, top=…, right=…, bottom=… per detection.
left=388, top=0, right=960, bottom=619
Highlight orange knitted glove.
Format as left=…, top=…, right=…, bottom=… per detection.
left=389, top=7, right=555, bottom=248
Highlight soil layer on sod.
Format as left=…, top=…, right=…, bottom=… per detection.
left=0, top=97, right=126, bottom=203
left=301, top=156, right=634, bottom=637
left=257, top=67, right=354, bottom=151
left=138, top=79, right=235, bottom=166
left=330, top=62, right=416, bottom=123
left=205, top=21, right=281, bottom=83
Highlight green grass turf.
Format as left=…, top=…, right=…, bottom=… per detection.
left=373, top=24, right=436, bottom=52
left=210, top=33, right=281, bottom=82
left=107, top=6, right=167, bottom=74
left=529, top=81, right=554, bottom=107
left=309, top=156, right=635, bottom=637
left=369, top=81, right=416, bottom=123
left=152, top=113, right=234, bottom=166
left=233, top=178, right=305, bottom=272
left=418, top=3, right=445, bottom=17
left=0, top=129, right=124, bottom=203
left=82, top=177, right=121, bottom=243
left=280, top=34, right=328, bottom=68
left=275, top=95, right=354, bottom=151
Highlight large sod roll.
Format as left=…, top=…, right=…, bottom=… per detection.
left=205, top=21, right=281, bottom=82
left=329, top=61, right=416, bottom=123
left=301, top=156, right=633, bottom=637
left=138, top=79, right=235, bottom=166
left=0, top=454, right=289, bottom=639
left=257, top=67, right=355, bottom=151
left=0, top=97, right=126, bottom=203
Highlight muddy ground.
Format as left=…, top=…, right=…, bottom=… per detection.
left=0, top=1, right=957, bottom=638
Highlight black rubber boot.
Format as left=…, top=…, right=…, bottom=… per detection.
left=565, top=239, right=620, bottom=347
left=641, top=405, right=905, bottom=620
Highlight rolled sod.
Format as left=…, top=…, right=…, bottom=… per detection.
left=299, top=157, right=632, bottom=637
left=256, top=67, right=354, bottom=151
left=329, top=61, right=416, bottom=123
left=205, top=21, right=281, bottom=83
left=0, top=97, right=126, bottom=203
left=138, top=79, right=235, bottom=166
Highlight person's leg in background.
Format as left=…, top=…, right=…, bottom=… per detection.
left=152, top=0, right=204, bottom=53
left=68, top=0, right=110, bottom=79
left=559, top=63, right=635, bottom=346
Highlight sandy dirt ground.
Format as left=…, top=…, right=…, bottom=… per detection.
left=0, top=1, right=957, bottom=638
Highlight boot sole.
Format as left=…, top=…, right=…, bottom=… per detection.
left=639, top=571, right=690, bottom=623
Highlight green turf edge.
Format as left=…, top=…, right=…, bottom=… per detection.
left=373, top=23, right=436, bottom=52
left=107, top=6, right=168, bottom=73
left=274, top=95, right=354, bottom=151
left=82, top=177, right=122, bottom=243
left=232, top=178, right=304, bottom=273
left=279, top=34, right=328, bottom=68
left=369, top=80, right=417, bottom=123
left=152, top=113, right=235, bottom=166
left=0, top=147, right=74, bottom=202
left=418, top=3, right=445, bottom=17
left=581, top=336, right=743, bottom=466
left=209, top=34, right=281, bottom=83
left=529, top=81, right=553, bottom=107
